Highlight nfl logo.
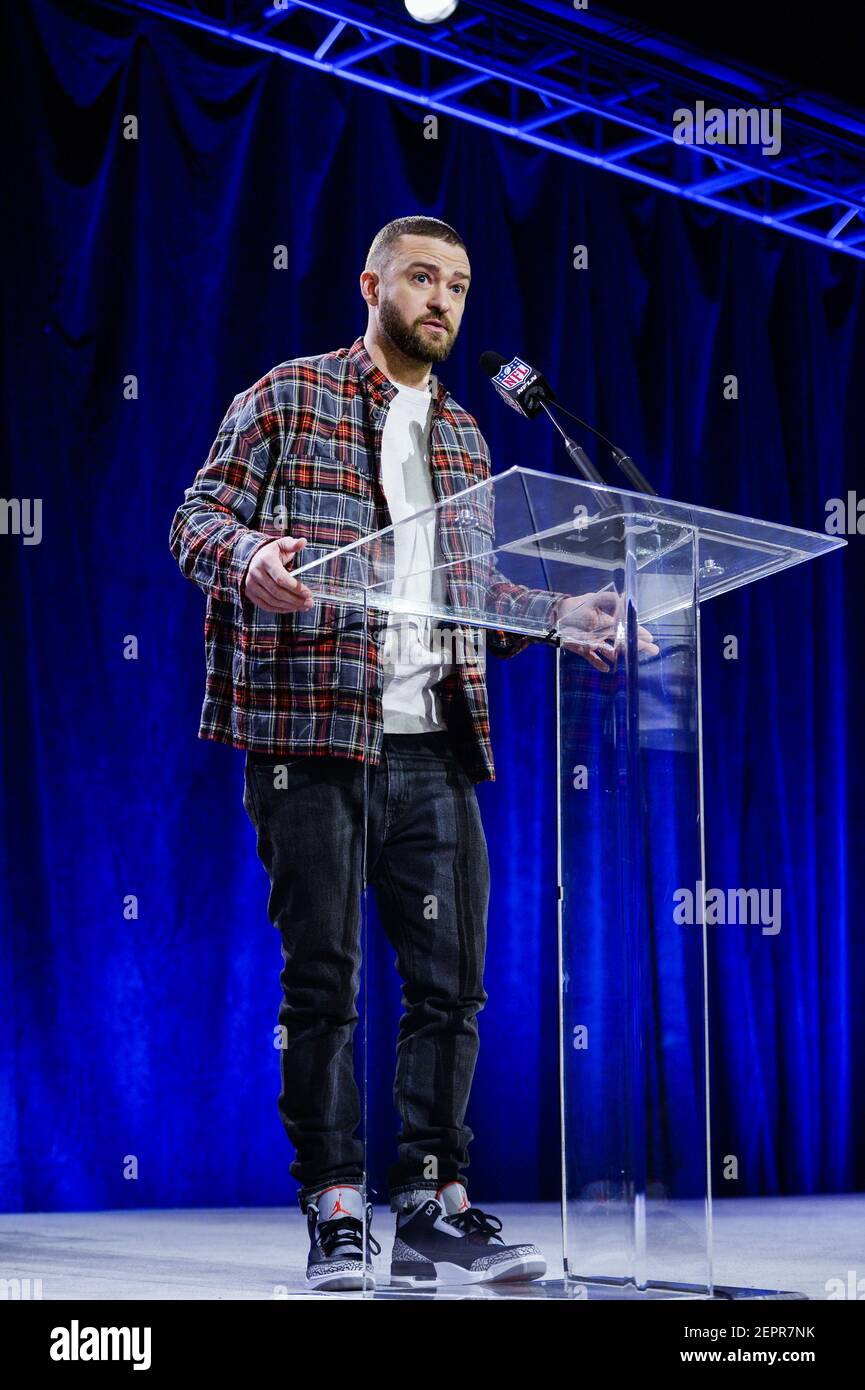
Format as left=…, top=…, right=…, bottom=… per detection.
left=495, top=357, right=532, bottom=391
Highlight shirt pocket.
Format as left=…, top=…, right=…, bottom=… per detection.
left=251, top=456, right=374, bottom=640
left=425, top=495, right=495, bottom=627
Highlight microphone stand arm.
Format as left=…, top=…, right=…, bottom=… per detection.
left=538, top=401, right=607, bottom=485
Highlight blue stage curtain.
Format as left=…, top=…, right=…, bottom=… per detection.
left=2, top=0, right=861, bottom=1211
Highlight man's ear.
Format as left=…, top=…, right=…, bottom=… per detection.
left=360, top=269, right=380, bottom=308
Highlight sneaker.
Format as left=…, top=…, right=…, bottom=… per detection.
left=390, top=1180, right=546, bottom=1288
left=306, top=1185, right=381, bottom=1291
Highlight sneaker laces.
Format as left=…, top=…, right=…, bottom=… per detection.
left=444, top=1206, right=505, bottom=1244
left=314, top=1203, right=382, bottom=1259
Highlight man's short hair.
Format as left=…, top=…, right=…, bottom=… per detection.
left=365, top=215, right=468, bottom=274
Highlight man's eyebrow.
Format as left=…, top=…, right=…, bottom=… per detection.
left=405, top=260, right=471, bottom=282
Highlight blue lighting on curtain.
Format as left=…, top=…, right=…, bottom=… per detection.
left=1, top=0, right=861, bottom=1212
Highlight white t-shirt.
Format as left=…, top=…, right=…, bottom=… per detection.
left=378, top=375, right=453, bottom=733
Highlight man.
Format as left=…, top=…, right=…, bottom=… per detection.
left=170, top=215, right=654, bottom=1291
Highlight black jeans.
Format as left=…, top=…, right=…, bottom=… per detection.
left=242, top=731, right=490, bottom=1213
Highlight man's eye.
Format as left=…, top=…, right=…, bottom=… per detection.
left=414, top=273, right=429, bottom=284
left=451, top=285, right=465, bottom=296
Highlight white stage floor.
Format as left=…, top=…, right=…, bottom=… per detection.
left=1, top=1196, right=861, bottom=1301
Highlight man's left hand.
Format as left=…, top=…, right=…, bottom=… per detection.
left=553, top=590, right=660, bottom=673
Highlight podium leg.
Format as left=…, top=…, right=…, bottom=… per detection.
left=556, top=529, right=714, bottom=1297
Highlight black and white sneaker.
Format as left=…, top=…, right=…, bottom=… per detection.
left=390, top=1181, right=546, bottom=1288
left=306, top=1185, right=381, bottom=1291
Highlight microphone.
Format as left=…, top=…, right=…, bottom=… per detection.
left=479, top=350, right=607, bottom=485
left=479, top=350, right=554, bottom=419
left=479, top=349, right=657, bottom=497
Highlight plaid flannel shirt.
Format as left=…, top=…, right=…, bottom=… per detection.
left=169, top=335, right=560, bottom=782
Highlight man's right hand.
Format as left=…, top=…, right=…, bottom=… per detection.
left=243, top=536, right=315, bottom=613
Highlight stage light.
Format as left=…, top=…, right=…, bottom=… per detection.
left=404, top=0, right=459, bottom=23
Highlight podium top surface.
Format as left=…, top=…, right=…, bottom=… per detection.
left=291, top=465, right=846, bottom=637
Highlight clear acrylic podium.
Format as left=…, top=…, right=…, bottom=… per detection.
left=292, top=465, right=844, bottom=1299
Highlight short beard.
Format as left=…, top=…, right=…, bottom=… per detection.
left=378, top=295, right=456, bottom=364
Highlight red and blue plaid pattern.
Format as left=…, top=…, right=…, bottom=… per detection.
left=169, top=335, right=558, bottom=781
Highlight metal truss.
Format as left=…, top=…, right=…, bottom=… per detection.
left=103, top=0, right=865, bottom=261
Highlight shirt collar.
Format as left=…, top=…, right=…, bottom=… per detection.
left=347, top=334, right=450, bottom=416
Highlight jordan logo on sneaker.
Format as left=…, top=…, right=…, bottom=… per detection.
left=438, top=1182, right=470, bottom=1212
